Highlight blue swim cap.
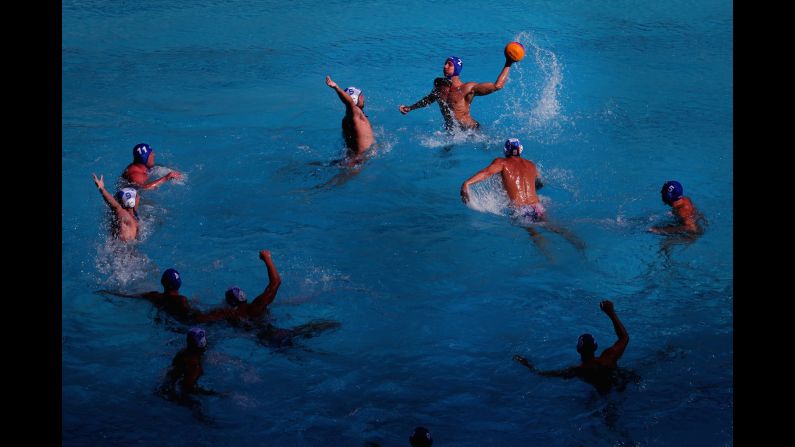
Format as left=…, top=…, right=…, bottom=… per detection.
left=504, top=138, right=523, bottom=157
left=661, top=180, right=683, bottom=205
left=187, top=327, right=207, bottom=349
left=114, top=187, right=137, bottom=208
left=446, top=56, right=463, bottom=77
left=132, top=143, right=153, bottom=165
left=225, top=287, right=247, bottom=306
left=161, top=268, right=182, bottom=291
left=577, top=334, right=597, bottom=354
left=409, top=427, right=433, bottom=447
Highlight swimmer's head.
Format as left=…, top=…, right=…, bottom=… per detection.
left=187, top=327, right=207, bottom=350
left=345, top=86, right=365, bottom=109
left=132, top=143, right=154, bottom=167
left=114, top=187, right=137, bottom=209
left=504, top=138, right=523, bottom=157
left=444, top=56, right=463, bottom=78
left=161, top=268, right=182, bottom=291
left=409, top=426, right=433, bottom=447
left=225, top=287, right=247, bottom=306
left=661, top=180, right=683, bottom=205
left=577, top=333, right=597, bottom=355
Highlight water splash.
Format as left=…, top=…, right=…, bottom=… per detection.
left=271, top=265, right=355, bottom=305
left=418, top=128, right=489, bottom=149
left=150, top=165, right=188, bottom=185
left=465, top=176, right=510, bottom=216
left=134, top=203, right=159, bottom=242
left=94, top=238, right=158, bottom=288
left=498, top=31, right=567, bottom=143
left=371, top=125, right=395, bottom=156
left=540, top=165, right=579, bottom=198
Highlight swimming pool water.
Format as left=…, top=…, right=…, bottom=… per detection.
left=62, top=1, right=732, bottom=445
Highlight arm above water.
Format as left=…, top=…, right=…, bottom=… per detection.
left=141, top=171, right=182, bottom=190
left=513, top=355, right=577, bottom=379
left=597, top=300, right=629, bottom=367
left=460, top=158, right=504, bottom=203
left=399, top=85, right=439, bottom=114
left=326, top=75, right=357, bottom=110
left=93, top=174, right=125, bottom=215
left=94, top=289, right=157, bottom=300
left=471, top=57, right=514, bottom=96
left=248, top=250, right=282, bottom=315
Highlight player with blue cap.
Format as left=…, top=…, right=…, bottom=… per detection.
left=460, top=137, right=585, bottom=257
left=196, top=250, right=283, bottom=323
left=145, top=267, right=198, bottom=322
left=445, top=56, right=463, bottom=78
left=503, top=138, right=523, bottom=157
left=399, top=47, right=518, bottom=132
left=660, top=180, right=683, bottom=205
left=122, top=142, right=183, bottom=190
left=513, top=300, right=630, bottom=394
left=161, top=268, right=182, bottom=291
left=650, top=180, right=703, bottom=235
left=159, top=326, right=218, bottom=400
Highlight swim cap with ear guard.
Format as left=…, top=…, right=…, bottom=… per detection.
left=577, top=333, right=597, bottom=353
left=661, top=180, right=683, bottom=205
left=225, top=287, right=247, bottom=306
left=409, top=426, right=433, bottom=447
left=115, top=188, right=137, bottom=208
left=161, top=268, right=182, bottom=291
left=504, top=138, right=523, bottom=157
left=446, top=56, right=463, bottom=77
left=132, top=143, right=153, bottom=165
left=187, top=327, right=207, bottom=349
left=345, top=87, right=362, bottom=106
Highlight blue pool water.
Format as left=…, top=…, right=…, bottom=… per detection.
left=62, top=1, right=732, bottom=445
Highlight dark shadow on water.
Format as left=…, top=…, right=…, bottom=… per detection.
left=155, top=386, right=217, bottom=426
left=521, top=221, right=586, bottom=262
left=658, top=232, right=701, bottom=259
left=256, top=320, right=342, bottom=351
left=306, top=156, right=368, bottom=191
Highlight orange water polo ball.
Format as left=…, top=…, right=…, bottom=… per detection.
left=504, top=41, right=525, bottom=62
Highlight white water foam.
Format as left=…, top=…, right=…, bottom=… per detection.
left=497, top=31, right=568, bottom=144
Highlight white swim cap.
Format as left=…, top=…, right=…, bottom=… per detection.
left=345, top=86, right=362, bottom=106
left=115, top=188, right=137, bottom=208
